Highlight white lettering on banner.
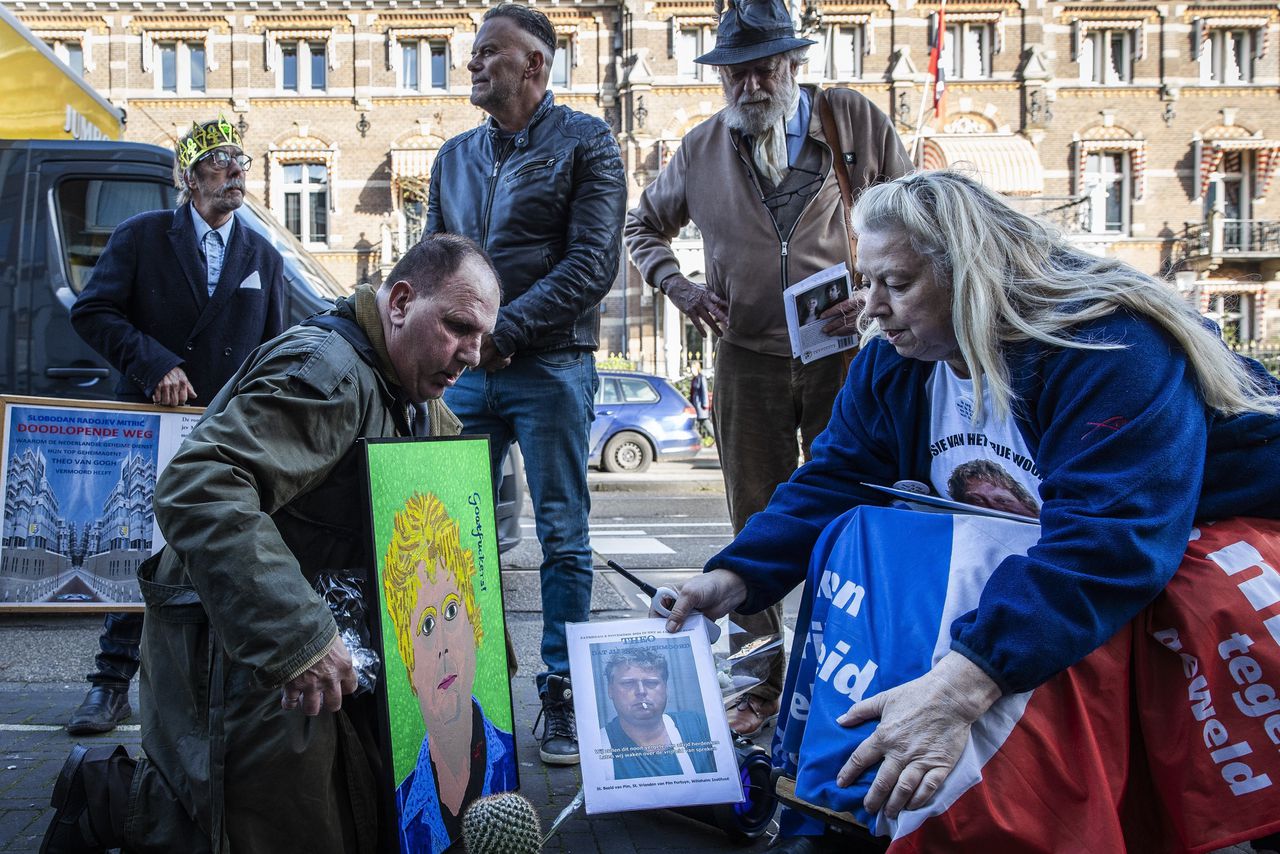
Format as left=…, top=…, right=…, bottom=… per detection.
left=1190, top=675, right=1216, bottom=721
left=1155, top=627, right=1274, bottom=797
left=792, top=620, right=826, bottom=723
left=818, top=570, right=866, bottom=618
left=815, top=640, right=878, bottom=704
left=789, top=688, right=810, bottom=723
left=1207, top=540, right=1280, bottom=648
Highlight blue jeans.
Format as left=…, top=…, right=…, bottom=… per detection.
left=90, top=611, right=143, bottom=689
left=445, top=350, right=597, bottom=695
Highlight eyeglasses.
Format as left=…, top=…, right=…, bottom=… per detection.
left=761, top=166, right=823, bottom=213
left=201, top=150, right=253, bottom=171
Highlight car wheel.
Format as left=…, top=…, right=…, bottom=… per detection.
left=602, top=431, right=653, bottom=473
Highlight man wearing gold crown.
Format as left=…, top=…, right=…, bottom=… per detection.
left=63, top=117, right=286, bottom=737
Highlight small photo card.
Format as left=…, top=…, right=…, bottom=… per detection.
left=782, top=262, right=858, bottom=364
left=567, top=617, right=744, bottom=814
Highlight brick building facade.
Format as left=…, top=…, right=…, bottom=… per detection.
left=7, top=0, right=1279, bottom=373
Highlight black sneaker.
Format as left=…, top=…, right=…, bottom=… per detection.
left=66, top=686, right=131, bottom=736
left=533, top=675, right=579, bottom=765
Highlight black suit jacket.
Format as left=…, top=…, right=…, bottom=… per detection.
left=71, top=203, right=287, bottom=403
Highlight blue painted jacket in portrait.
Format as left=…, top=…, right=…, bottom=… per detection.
left=395, top=698, right=516, bottom=853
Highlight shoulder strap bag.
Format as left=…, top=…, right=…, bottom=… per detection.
left=816, top=88, right=859, bottom=279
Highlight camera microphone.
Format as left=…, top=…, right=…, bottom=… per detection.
left=461, top=792, right=543, bottom=854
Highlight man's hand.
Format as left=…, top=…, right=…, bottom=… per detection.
left=658, top=569, right=749, bottom=633
left=279, top=635, right=358, bottom=716
left=661, top=274, right=729, bottom=338
left=152, top=366, right=197, bottom=406
left=478, top=334, right=512, bottom=373
left=835, top=652, right=1000, bottom=819
left=820, top=290, right=867, bottom=338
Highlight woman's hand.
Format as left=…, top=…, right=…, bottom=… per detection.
left=820, top=292, right=866, bottom=337
left=657, top=569, right=748, bottom=632
left=836, top=652, right=1001, bottom=818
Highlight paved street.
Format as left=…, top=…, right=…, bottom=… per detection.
left=0, top=452, right=1269, bottom=853
left=0, top=451, right=806, bottom=853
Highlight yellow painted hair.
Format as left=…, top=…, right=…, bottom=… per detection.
left=382, top=492, right=483, bottom=675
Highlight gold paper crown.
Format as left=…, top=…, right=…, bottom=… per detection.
left=177, top=116, right=242, bottom=170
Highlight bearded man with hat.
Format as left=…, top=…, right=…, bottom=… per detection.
left=626, top=0, right=910, bottom=739
left=61, top=117, right=286, bottom=739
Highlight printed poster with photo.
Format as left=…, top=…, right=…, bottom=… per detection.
left=364, top=436, right=518, bottom=854
left=0, top=395, right=201, bottom=611
left=567, top=617, right=743, bottom=814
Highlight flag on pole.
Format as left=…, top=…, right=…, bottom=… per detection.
left=927, top=2, right=946, bottom=118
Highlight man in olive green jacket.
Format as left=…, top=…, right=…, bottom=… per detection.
left=39, top=234, right=500, bottom=854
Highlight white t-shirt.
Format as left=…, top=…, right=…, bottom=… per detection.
left=925, top=362, right=1044, bottom=519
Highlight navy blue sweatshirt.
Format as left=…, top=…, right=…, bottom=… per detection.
left=710, top=311, right=1280, bottom=694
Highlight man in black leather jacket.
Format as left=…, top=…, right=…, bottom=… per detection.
left=427, top=2, right=626, bottom=766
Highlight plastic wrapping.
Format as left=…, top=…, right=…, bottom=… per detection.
left=314, top=570, right=381, bottom=696
left=713, top=617, right=784, bottom=708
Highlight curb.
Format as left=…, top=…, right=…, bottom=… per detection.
left=588, top=476, right=725, bottom=494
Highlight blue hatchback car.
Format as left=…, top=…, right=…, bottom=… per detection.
left=590, top=371, right=702, bottom=472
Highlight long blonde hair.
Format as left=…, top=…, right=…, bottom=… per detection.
left=852, top=170, right=1277, bottom=422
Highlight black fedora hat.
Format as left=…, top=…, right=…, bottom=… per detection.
left=695, top=0, right=815, bottom=66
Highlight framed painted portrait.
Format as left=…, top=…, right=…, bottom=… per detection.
left=0, top=395, right=202, bottom=612
left=568, top=617, right=743, bottom=814
left=365, top=435, right=518, bottom=854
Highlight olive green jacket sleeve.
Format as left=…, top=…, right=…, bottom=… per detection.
left=153, top=335, right=385, bottom=689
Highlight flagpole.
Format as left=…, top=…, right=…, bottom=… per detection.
left=912, top=0, right=946, bottom=165
left=910, top=82, right=932, bottom=165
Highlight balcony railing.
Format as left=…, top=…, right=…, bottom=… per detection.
left=1007, top=195, right=1092, bottom=234
left=1232, top=343, right=1280, bottom=378
left=1179, top=218, right=1280, bottom=265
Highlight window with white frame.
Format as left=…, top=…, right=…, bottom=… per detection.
left=551, top=36, right=571, bottom=88
left=1084, top=151, right=1130, bottom=234
left=808, top=25, right=863, bottom=80
left=1078, top=29, right=1134, bottom=84
left=1210, top=150, right=1254, bottom=249
left=1200, top=29, right=1256, bottom=84
left=675, top=25, right=716, bottom=81
left=399, top=39, right=448, bottom=91
left=1206, top=292, right=1249, bottom=342
left=281, top=162, right=328, bottom=245
left=280, top=40, right=327, bottom=92
left=156, top=40, right=206, bottom=93
left=46, top=40, right=84, bottom=76
left=942, top=22, right=993, bottom=79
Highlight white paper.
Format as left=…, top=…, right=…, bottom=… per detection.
left=782, top=262, right=859, bottom=364
left=861, top=482, right=1039, bottom=525
left=567, top=617, right=744, bottom=814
